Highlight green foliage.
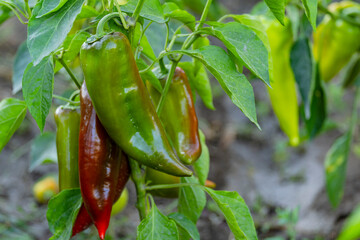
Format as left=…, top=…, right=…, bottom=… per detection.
left=22, top=56, right=54, bottom=132
left=47, top=189, right=82, bottom=240
left=30, top=132, right=57, bottom=171
left=0, top=98, right=27, bottom=152
left=137, top=198, right=179, bottom=240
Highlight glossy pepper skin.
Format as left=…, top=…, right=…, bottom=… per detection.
left=54, top=106, right=80, bottom=191
left=147, top=67, right=201, bottom=165
left=80, top=32, right=191, bottom=177
left=72, top=152, right=130, bottom=237
left=262, top=17, right=300, bottom=147
left=314, top=1, right=360, bottom=82
left=78, top=82, right=129, bottom=239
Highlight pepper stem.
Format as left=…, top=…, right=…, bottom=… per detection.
left=56, top=58, right=82, bottom=89
left=129, top=159, right=147, bottom=220
left=156, top=61, right=178, bottom=116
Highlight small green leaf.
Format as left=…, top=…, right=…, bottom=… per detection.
left=178, top=176, right=206, bottom=223
left=55, top=31, right=90, bottom=72
left=0, top=98, right=27, bottom=153
left=137, top=59, right=163, bottom=93
left=12, top=42, right=32, bottom=94
left=338, top=204, right=360, bottom=240
left=206, top=22, right=270, bottom=86
left=325, top=133, right=351, bottom=208
left=122, top=0, right=165, bottom=23
left=36, top=0, right=68, bottom=17
left=194, top=130, right=210, bottom=186
left=290, top=38, right=314, bottom=119
left=301, top=0, right=318, bottom=30
left=264, top=0, right=285, bottom=25
left=27, top=0, right=86, bottom=65
left=305, top=64, right=326, bottom=138
left=163, top=2, right=196, bottom=31
left=168, top=212, right=200, bottom=240
left=174, top=46, right=259, bottom=128
left=137, top=199, right=179, bottom=240
left=205, top=188, right=258, bottom=240
left=76, top=5, right=99, bottom=19
left=22, top=56, right=54, bottom=132
left=47, top=189, right=82, bottom=240
left=30, top=132, right=57, bottom=171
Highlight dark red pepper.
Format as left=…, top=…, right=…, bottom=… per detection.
left=76, top=82, right=129, bottom=239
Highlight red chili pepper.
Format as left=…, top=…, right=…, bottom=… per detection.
left=76, top=82, right=130, bottom=239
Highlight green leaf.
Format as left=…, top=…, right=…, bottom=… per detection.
left=264, top=0, right=285, bottom=25
left=36, top=0, right=68, bottom=17
left=0, top=98, right=27, bottom=153
left=206, top=22, right=270, bottom=86
left=205, top=188, right=258, bottom=240
left=168, top=212, right=200, bottom=240
left=30, top=132, right=57, bottom=171
left=47, top=189, right=82, bottom=240
left=342, top=53, right=360, bottom=88
left=137, top=58, right=163, bottom=93
left=338, top=204, right=360, bottom=240
left=145, top=22, right=167, bottom=57
left=193, top=130, right=210, bottom=186
left=325, top=88, right=359, bottom=208
left=12, top=42, right=32, bottom=94
left=137, top=199, right=179, bottom=240
left=305, top=64, right=326, bottom=138
left=290, top=38, right=314, bottom=119
left=178, top=176, right=206, bottom=223
left=0, top=5, right=12, bottom=25
left=27, top=0, right=86, bottom=65
left=122, top=0, right=165, bottom=23
left=76, top=5, right=99, bottom=19
left=173, top=46, right=259, bottom=128
left=131, top=22, right=156, bottom=60
left=301, top=0, right=318, bottom=30
left=163, top=2, right=196, bottom=31
left=325, top=133, right=351, bottom=208
left=22, top=56, right=54, bottom=132
left=55, top=31, right=90, bottom=72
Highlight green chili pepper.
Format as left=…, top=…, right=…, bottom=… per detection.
left=147, top=67, right=201, bottom=165
left=262, top=17, right=300, bottom=146
left=80, top=32, right=192, bottom=177
left=54, top=106, right=80, bottom=191
left=314, top=1, right=360, bottom=82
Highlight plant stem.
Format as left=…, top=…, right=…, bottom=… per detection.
left=129, top=159, right=147, bottom=220
left=132, top=0, right=146, bottom=23
left=164, top=22, right=170, bottom=50
left=57, top=58, right=81, bottom=89
left=318, top=3, right=360, bottom=27
left=53, top=95, right=80, bottom=105
left=96, top=12, right=119, bottom=37
left=146, top=183, right=203, bottom=191
left=156, top=61, right=178, bottom=116
left=113, top=0, right=129, bottom=29
left=196, top=0, right=212, bottom=31
left=24, top=0, right=31, bottom=18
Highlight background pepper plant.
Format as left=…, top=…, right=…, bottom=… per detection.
left=1, top=0, right=360, bottom=239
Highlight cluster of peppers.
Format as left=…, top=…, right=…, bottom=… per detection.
left=258, top=1, right=360, bottom=147
left=54, top=31, right=203, bottom=239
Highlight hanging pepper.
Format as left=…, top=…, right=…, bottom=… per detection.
left=147, top=67, right=201, bottom=165
left=80, top=32, right=192, bottom=177
left=262, top=17, right=300, bottom=146
left=72, top=154, right=130, bottom=237
left=54, top=106, right=80, bottom=191
left=313, top=1, right=360, bottom=82
left=77, top=82, right=130, bottom=239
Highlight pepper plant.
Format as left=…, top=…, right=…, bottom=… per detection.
left=1, top=0, right=360, bottom=239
